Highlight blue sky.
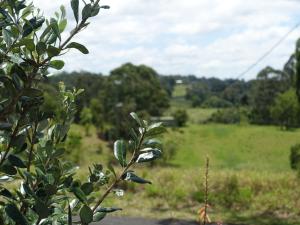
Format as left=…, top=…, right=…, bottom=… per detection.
left=33, top=0, right=300, bottom=79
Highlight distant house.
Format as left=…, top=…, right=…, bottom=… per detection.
left=176, top=79, right=183, bottom=84
left=151, top=116, right=176, bottom=127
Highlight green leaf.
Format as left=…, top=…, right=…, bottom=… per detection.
left=81, top=182, right=93, bottom=195
left=0, top=122, right=12, bottom=131
left=59, top=18, right=67, bottom=32
left=107, top=163, right=116, bottom=178
left=72, top=187, right=87, bottom=204
left=60, top=5, right=66, bottom=18
left=33, top=18, right=45, bottom=29
left=71, top=0, right=79, bottom=23
left=47, top=46, right=61, bottom=57
left=130, top=112, right=143, bottom=127
left=8, top=155, right=26, bottom=168
left=91, top=5, right=100, bottom=17
left=97, top=207, right=122, bottom=213
left=14, top=39, right=35, bottom=51
left=122, top=172, right=152, bottom=184
left=82, top=4, right=92, bottom=20
left=0, top=9, right=11, bottom=21
left=12, top=73, right=22, bottom=90
left=40, top=25, right=51, bottom=41
left=49, top=60, right=65, bottom=70
left=23, top=88, right=43, bottom=97
left=0, top=188, right=15, bottom=200
left=136, top=148, right=162, bottom=163
left=22, top=17, right=45, bottom=37
left=146, top=123, right=166, bottom=137
left=52, top=148, right=65, bottom=157
left=143, top=139, right=162, bottom=148
left=50, top=19, right=61, bottom=40
left=11, top=135, right=26, bottom=152
left=11, top=64, right=27, bottom=82
left=34, top=200, right=50, bottom=219
left=93, top=212, right=106, bottom=222
left=66, top=42, right=89, bottom=54
left=80, top=205, right=93, bottom=224
left=2, top=29, right=12, bottom=47
left=0, top=164, right=17, bottom=175
left=113, top=140, right=127, bottom=167
left=5, top=204, right=29, bottom=225
left=36, top=42, right=47, bottom=55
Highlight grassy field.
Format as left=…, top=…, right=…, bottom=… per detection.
left=168, top=124, right=300, bottom=172
left=69, top=120, right=300, bottom=225
left=68, top=84, right=300, bottom=224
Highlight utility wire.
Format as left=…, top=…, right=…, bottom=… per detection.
left=234, top=21, right=300, bottom=80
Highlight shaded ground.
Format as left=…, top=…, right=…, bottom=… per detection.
left=99, top=217, right=235, bottom=225
left=97, top=215, right=299, bottom=225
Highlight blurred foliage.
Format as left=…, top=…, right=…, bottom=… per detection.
left=172, top=109, right=188, bottom=127
left=0, top=1, right=166, bottom=224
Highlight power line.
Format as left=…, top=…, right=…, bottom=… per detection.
left=234, top=21, right=300, bottom=80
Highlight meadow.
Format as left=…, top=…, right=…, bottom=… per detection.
left=70, top=120, right=300, bottom=225
left=68, top=84, right=300, bottom=225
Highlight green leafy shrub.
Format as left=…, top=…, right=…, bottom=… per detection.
left=270, top=89, right=300, bottom=130
left=0, top=1, right=166, bottom=224
left=217, top=175, right=252, bottom=209
left=192, top=175, right=252, bottom=209
left=172, top=109, right=188, bottom=127
left=65, top=131, right=83, bottom=164
left=208, top=108, right=249, bottom=124
left=290, top=144, right=300, bottom=170
left=202, top=96, right=232, bottom=108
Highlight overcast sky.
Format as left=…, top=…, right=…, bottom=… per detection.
left=32, top=0, right=300, bottom=79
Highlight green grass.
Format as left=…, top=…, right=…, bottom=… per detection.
left=172, top=84, right=187, bottom=98
left=168, top=124, right=300, bottom=172
left=69, top=84, right=300, bottom=224
left=69, top=123, right=300, bottom=224
left=98, top=168, right=300, bottom=224
left=186, top=108, right=217, bottom=124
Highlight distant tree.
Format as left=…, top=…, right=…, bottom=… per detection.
left=98, top=63, right=170, bottom=139
left=172, top=109, right=188, bottom=127
left=186, top=82, right=210, bottom=107
left=250, top=66, right=289, bottom=124
left=202, top=96, right=232, bottom=108
left=160, top=76, right=177, bottom=96
left=80, top=107, right=93, bottom=136
left=270, top=89, right=299, bottom=130
left=221, top=81, right=251, bottom=106
left=90, top=98, right=105, bottom=131
left=296, top=39, right=300, bottom=103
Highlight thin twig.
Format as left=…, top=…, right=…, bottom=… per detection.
left=91, top=131, right=145, bottom=213
left=0, top=109, right=26, bottom=166
left=27, top=122, right=38, bottom=172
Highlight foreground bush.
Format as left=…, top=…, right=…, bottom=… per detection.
left=0, top=1, right=165, bottom=224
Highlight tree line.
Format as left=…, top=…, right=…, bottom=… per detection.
left=42, top=39, right=300, bottom=136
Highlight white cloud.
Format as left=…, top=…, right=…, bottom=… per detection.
left=32, top=0, right=300, bottom=79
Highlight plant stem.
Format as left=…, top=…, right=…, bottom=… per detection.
left=27, top=122, right=38, bottom=172
left=0, top=110, right=25, bottom=166
left=91, top=131, right=145, bottom=213
left=203, top=156, right=209, bottom=225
